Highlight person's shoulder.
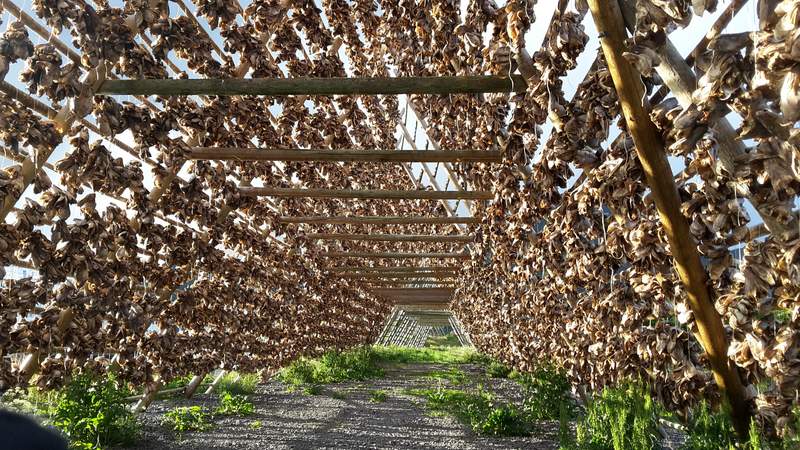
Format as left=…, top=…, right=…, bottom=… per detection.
left=0, top=409, right=68, bottom=450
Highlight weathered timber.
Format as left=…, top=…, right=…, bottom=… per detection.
left=591, top=0, right=751, bottom=436
left=96, top=75, right=528, bottom=96
left=278, top=216, right=479, bottom=225
left=318, top=252, right=470, bottom=259
left=187, top=148, right=502, bottom=163
left=307, top=233, right=472, bottom=243
left=239, top=187, right=491, bottom=200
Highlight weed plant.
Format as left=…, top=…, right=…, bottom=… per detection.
left=370, top=390, right=389, bottom=403
left=215, top=392, right=255, bottom=416
left=371, top=345, right=481, bottom=365
left=426, top=367, right=467, bottom=385
left=486, top=361, right=512, bottom=378
left=517, top=364, right=575, bottom=420
left=162, top=406, right=213, bottom=437
left=424, top=334, right=462, bottom=347
left=249, top=420, right=263, bottom=430
left=278, top=347, right=384, bottom=388
left=574, top=381, right=660, bottom=450
left=49, top=373, right=138, bottom=449
left=302, top=384, right=323, bottom=396
left=214, top=372, right=259, bottom=395
left=680, top=400, right=788, bottom=450
left=407, top=387, right=532, bottom=436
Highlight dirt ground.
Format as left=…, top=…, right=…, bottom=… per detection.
left=129, top=363, right=561, bottom=450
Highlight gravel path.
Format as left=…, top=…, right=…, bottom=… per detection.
left=129, top=363, right=560, bottom=450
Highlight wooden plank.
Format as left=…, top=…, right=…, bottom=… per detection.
left=279, top=216, right=479, bottom=225
left=187, top=148, right=502, bottom=163
left=307, top=233, right=472, bottom=243
left=588, top=0, right=750, bottom=436
left=372, top=288, right=455, bottom=295
left=365, top=282, right=456, bottom=288
left=319, top=252, right=470, bottom=259
left=96, top=75, right=528, bottom=96
left=239, top=187, right=491, bottom=200
left=332, top=266, right=458, bottom=273
left=372, top=288, right=455, bottom=304
left=343, top=273, right=457, bottom=280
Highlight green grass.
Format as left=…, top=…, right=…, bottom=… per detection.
left=425, top=367, right=468, bottom=385
left=162, top=406, right=213, bottom=437
left=47, top=373, right=138, bottom=449
left=424, top=334, right=462, bottom=347
left=516, top=364, right=575, bottom=421
left=372, top=345, right=481, bottom=365
left=215, top=392, right=255, bottom=416
left=405, top=387, right=532, bottom=436
left=278, top=347, right=384, bottom=388
left=214, top=372, right=260, bottom=395
left=572, top=381, right=660, bottom=450
left=249, top=420, right=263, bottom=430
left=370, top=390, right=389, bottom=403
left=302, top=385, right=323, bottom=396
left=486, top=361, right=512, bottom=378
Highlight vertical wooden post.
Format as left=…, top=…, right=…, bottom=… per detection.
left=587, top=0, right=751, bottom=436
left=204, top=370, right=227, bottom=395
left=184, top=374, right=206, bottom=398
left=132, top=380, right=163, bottom=413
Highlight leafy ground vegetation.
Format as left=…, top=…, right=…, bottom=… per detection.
left=2, top=345, right=800, bottom=449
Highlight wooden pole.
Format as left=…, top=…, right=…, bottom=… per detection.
left=588, top=0, right=751, bottom=435
left=307, top=233, right=472, bottom=243
left=363, top=282, right=457, bottom=288
left=131, top=380, right=163, bottom=413
left=239, top=187, right=491, bottom=200
left=319, top=252, right=470, bottom=259
left=278, top=216, right=479, bottom=225
left=332, top=266, right=458, bottom=273
left=204, top=370, right=227, bottom=395
left=96, top=75, right=528, bottom=96
left=184, top=374, right=206, bottom=398
left=343, top=273, right=457, bottom=280
left=187, top=148, right=502, bottom=163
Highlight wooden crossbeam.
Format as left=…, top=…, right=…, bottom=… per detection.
left=371, top=288, right=455, bottom=304
left=307, top=233, right=471, bottom=243
left=332, top=266, right=458, bottom=273
left=392, top=302, right=451, bottom=309
left=187, top=148, right=502, bottom=163
left=279, top=216, right=479, bottom=225
left=319, top=252, right=470, bottom=259
left=343, top=273, right=457, bottom=280
left=239, top=187, right=491, bottom=200
left=96, top=75, right=528, bottom=96
left=364, top=282, right=456, bottom=287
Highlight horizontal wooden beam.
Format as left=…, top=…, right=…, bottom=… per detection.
left=307, top=233, right=472, bottom=243
left=96, top=75, right=528, bottom=96
left=319, top=252, right=470, bottom=259
left=332, top=266, right=458, bottom=273
left=239, top=187, right=491, bottom=200
left=365, top=282, right=456, bottom=288
left=371, top=288, right=455, bottom=304
left=372, top=288, right=455, bottom=295
left=279, top=216, right=479, bottom=225
left=394, top=302, right=451, bottom=309
left=344, top=273, right=457, bottom=280
left=187, top=148, right=502, bottom=163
